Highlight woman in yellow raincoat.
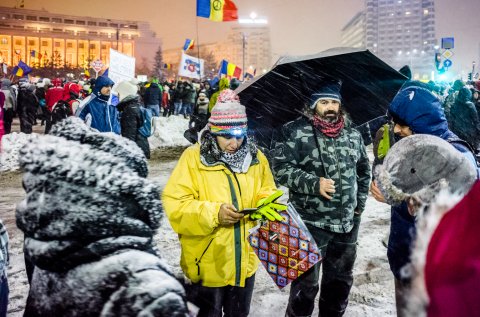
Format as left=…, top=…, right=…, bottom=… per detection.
left=163, top=89, right=284, bottom=317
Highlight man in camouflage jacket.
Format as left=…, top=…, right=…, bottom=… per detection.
left=273, top=81, right=371, bottom=317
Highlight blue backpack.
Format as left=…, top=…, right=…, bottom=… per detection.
left=138, top=106, right=154, bottom=138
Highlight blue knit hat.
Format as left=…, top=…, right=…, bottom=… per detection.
left=309, top=81, right=342, bottom=109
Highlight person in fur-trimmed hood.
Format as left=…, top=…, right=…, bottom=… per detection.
left=16, top=117, right=188, bottom=317
left=374, top=134, right=478, bottom=317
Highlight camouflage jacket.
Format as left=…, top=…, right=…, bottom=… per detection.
left=273, top=117, right=371, bottom=233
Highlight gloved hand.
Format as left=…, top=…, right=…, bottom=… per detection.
left=250, top=190, right=287, bottom=221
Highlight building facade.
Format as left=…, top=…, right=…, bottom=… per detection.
left=342, top=0, right=436, bottom=80
left=0, top=6, right=160, bottom=71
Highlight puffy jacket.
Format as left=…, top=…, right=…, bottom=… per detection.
left=1, top=79, right=17, bottom=111
left=273, top=116, right=371, bottom=233
left=45, top=86, right=64, bottom=112
left=162, top=144, right=277, bottom=287
left=143, top=83, right=163, bottom=106
left=78, top=76, right=120, bottom=134
left=118, top=95, right=150, bottom=159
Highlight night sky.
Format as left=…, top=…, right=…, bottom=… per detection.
left=3, top=0, right=480, bottom=75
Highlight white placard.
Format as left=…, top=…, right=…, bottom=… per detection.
left=178, top=52, right=204, bottom=79
left=108, top=48, right=135, bottom=84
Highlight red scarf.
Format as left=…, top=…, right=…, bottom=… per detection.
left=312, top=114, right=345, bottom=138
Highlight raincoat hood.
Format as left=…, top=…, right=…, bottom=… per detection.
left=389, top=84, right=450, bottom=138
left=219, top=77, right=230, bottom=91
left=92, top=76, right=114, bottom=97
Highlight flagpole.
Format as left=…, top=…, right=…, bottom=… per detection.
left=195, top=17, right=202, bottom=81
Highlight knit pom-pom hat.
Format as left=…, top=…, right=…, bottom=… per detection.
left=208, top=89, right=247, bottom=136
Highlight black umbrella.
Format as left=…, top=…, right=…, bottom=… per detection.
left=236, top=47, right=408, bottom=149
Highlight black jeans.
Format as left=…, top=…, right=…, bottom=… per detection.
left=187, top=275, right=255, bottom=317
left=286, top=216, right=361, bottom=317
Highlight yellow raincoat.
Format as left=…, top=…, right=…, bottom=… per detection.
left=162, top=144, right=277, bottom=287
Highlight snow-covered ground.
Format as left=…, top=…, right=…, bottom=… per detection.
left=1, top=117, right=396, bottom=316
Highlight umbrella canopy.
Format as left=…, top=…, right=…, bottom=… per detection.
left=236, top=47, right=408, bottom=149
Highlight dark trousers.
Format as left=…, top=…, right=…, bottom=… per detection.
left=286, top=216, right=361, bottom=317
left=0, top=274, right=8, bottom=317
left=188, top=275, right=255, bottom=317
left=3, top=108, right=14, bottom=134
left=394, top=278, right=411, bottom=317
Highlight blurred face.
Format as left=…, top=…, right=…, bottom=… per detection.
left=315, top=99, right=341, bottom=122
left=216, top=135, right=245, bottom=153
left=393, top=123, right=413, bottom=137
left=100, top=86, right=112, bottom=96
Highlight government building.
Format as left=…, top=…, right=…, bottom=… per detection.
left=0, top=6, right=160, bottom=70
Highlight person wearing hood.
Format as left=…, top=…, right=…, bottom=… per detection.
left=143, top=78, right=163, bottom=117
left=369, top=82, right=479, bottom=317
left=1, top=79, right=17, bottom=134
left=374, top=134, right=478, bottom=317
left=44, top=78, right=64, bottom=133
left=163, top=90, right=285, bottom=316
left=116, top=80, right=150, bottom=159
left=17, top=84, right=38, bottom=134
left=16, top=117, right=189, bottom=316
left=448, top=87, right=480, bottom=151
left=208, top=77, right=230, bottom=113
left=78, top=76, right=120, bottom=134
left=273, top=81, right=371, bottom=317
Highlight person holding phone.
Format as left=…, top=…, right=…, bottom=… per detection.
left=163, top=89, right=284, bottom=317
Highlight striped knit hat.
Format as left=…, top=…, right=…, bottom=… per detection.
left=208, top=89, right=247, bottom=136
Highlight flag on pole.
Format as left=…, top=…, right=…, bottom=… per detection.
left=196, top=0, right=238, bottom=22
left=219, top=59, right=242, bottom=79
left=163, top=63, right=172, bottom=69
left=244, top=68, right=256, bottom=79
left=12, top=60, right=32, bottom=76
left=178, top=52, right=204, bottom=79
left=30, top=50, right=42, bottom=59
left=183, top=39, right=195, bottom=51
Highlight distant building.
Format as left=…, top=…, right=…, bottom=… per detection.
left=342, top=0, right=436, bottom=80
left=0, top=6, right=160, bottom=71
left=163, top=18, right=272, bottom=79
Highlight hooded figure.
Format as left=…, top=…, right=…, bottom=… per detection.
left=115, top=80, right=150, bottom=159
left=374, top=135, right=478, bottom=317
left=78, top=76, right=121, bottom=134
left=449, top=87, right=480, bottom=151
left=16, top=117, right=188, bottom=316
left=17, top=84, right=38, bottom=134
left=208, top=77, right=230, bottom=112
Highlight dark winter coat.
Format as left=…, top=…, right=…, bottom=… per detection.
left=17, top=86, right=38, bottom=134
left=449, top=87, right=480, bottom=150
left=273, top=116, right=371, bottom=233
left=143, top=83, right=162, bottom=106
left=172, top=85, right=185, bottom=103
left=386, top=84, right=478, bottom=281
left=17, top=117, right=187, bottom=317
left=117, top=95, right=150, bottom=159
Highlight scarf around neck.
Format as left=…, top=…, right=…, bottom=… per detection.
left=312, top=114, right=345, bottom=138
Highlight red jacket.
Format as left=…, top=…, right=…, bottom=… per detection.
left=45, top=87, right=64, bottom=112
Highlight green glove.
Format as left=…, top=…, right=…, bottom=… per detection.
left=250, top=190, right=287, bottom=221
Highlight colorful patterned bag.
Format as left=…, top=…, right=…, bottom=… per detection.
left=248, top=203, right=322, bottom=289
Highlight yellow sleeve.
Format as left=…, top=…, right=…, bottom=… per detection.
left=162, top=147, right=222, bottom=236
left=254, top=150, right=278, bottom=204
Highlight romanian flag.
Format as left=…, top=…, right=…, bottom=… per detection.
left=12, top=60, right=32, bottom=76
left=197, top=0, right=238, bottom=22
left=163, top=63, right=172, bottom=69
left=30, top=50, right=42, bottom=59
left=219, top=60, right=242, bottom=79
left=183, top=39, right=195, bottom=51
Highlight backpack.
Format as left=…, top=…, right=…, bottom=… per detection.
left=51, top=100, right=72, bottom=124
left=138, top=106, right=154, bottom=138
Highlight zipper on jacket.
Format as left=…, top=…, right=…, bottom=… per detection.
left=195, top=237, right=215, bottom=276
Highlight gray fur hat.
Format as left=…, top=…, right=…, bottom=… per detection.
left=375, top=134, right=477, bottom=205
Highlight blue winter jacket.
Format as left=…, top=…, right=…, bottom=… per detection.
left=386, top=83, right=478, bottom=281
left=78, top=76, right=121, bottom=134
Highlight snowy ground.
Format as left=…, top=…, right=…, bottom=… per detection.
left=0, top=117, right=396, bottom=316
